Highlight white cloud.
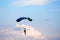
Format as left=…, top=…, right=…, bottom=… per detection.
left=16, top=23, right=45, bottom=39
left=10, top=0, right=56, bottom=6
left=0, top=24, right=46, bottom=40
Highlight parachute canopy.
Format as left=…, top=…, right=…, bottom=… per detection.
left=16, top=17, right=32, bottom=22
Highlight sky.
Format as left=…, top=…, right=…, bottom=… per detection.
left=0, top=0, right=60, bottom=40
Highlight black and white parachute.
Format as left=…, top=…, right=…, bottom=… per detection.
left=16, top=17, right=32, bottom=22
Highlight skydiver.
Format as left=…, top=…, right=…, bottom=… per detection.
left=24, top=28, right=26, bottom=35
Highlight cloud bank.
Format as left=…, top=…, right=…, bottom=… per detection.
left=10, top=0, right=56, bottom=6
left=0, top=24, right=46, bottom=40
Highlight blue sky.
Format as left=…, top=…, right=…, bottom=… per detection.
left=0, top=0, right=60, bottom=40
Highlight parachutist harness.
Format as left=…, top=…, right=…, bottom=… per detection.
left=24, top=28, right=26, bottom=35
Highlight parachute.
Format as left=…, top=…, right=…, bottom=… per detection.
left=16, top=17, right=32, bottom=22
left=16, top=17, right=32, bottom=35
